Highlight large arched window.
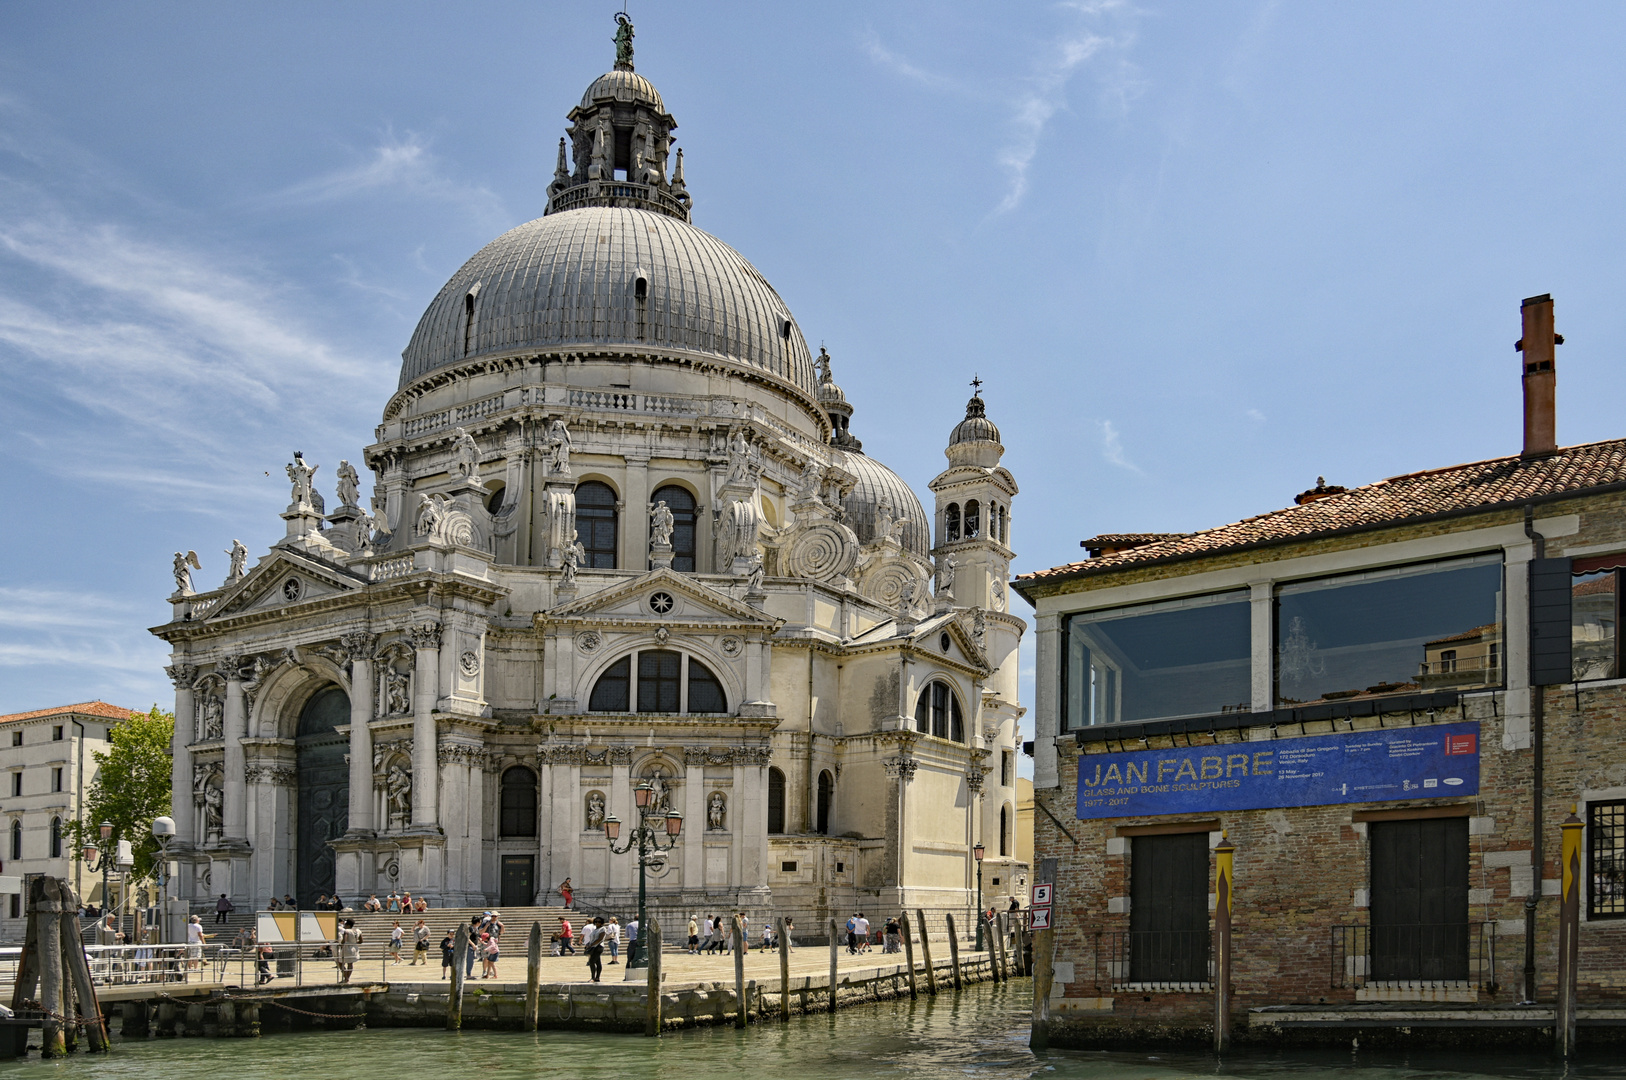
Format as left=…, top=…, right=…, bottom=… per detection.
left=9, top=819, right=20, bottom=860
left=49, top=816, right=62, bottom=859
left=945, top=503, right=961, bottom=543
left=588, top=651, right=729, bottom=715
left=964, top=500, right=980, bottom=539
left=576, top=481, right=619, bottom=568
left=816, top=770, right=833, bottom=835
left=913, top=680, right=965, bottom=742
left=500, top=766, right=538, bottom=837
left=650, top=484, right=698, bottom=571
left=767, top=767, right=786, bottom=834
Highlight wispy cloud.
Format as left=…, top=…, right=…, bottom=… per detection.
left=1246, top=408, right=1266, bottom=422
left=270, top=130, right=505, bottom=223
left=1099, top=419, right=1142, bottom=472
left=996, top=1, right=1145, bottom=213
left=861, top=32, right=961, bottom=93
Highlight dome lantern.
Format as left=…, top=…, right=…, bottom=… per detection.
left=946, top=377, right=1004, bottom=468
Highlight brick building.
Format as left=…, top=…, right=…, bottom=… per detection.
left=1014, top=296, right=1626, bottom=1048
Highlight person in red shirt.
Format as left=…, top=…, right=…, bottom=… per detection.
left=559, top=916, right=576, bottom=954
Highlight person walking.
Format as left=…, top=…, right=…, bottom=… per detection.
left=883, top=916, right=901, bottom=954
left=466, top=916, right=483, bottom=977
left=784, top=917, right=795, bottom=952
left=853, top=913, right=871, bottom=953
left=215, top=893, right=235, bottom=925
left=582, top=917, right=606, bottom=982
left=625, top=915, right=639, bottom=964
left=845, top=913, right=858, bottom=955
left=558, top=916, right=575, bottom=955
left=255, top=936, right=275, bottom=985
left=439, top=929, right=456, bottom=979
left=336, top=918, right=362, bottom=984
left=759, top=920, right=775, bottom=952
left=389, top=920, right=404, bottom=965
left=185, top=915, right=207, bottom=972
left=412, top=919, right=430, bottom=965
left=688, top=915, right=700, bottom=954
left=710, top=914, right=727, bottom=954
left=557, top=878, right=573, bottom=910
left=479, top=932, right=500, bottom=978
left=606, top=916, right=621, bottom=964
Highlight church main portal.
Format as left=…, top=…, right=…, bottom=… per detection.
left=295, top=686, right=349, bottom=906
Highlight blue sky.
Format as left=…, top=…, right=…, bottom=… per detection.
left=3, top=3, right=1626, bottom=744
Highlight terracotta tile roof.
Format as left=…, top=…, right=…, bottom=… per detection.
left=1016, top=437, right=1626, bottom=593
left=0, top=701, right=140, bottom=725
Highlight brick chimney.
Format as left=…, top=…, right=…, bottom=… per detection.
left=1517, top=293, right=1561, bottom=457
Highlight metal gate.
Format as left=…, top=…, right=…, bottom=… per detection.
left=296, top=686, right=350, bottom=908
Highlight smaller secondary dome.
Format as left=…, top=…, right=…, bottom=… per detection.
left=950, top=394, right=1001, bottom=446
left=580, top=69, right=664, bottom=111
left=840, top=451, right=930, bottom=559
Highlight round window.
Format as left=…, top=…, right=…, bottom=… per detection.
left=649, top=591, right=675, bottom=615
left=282, top=578, right=303, bottom=602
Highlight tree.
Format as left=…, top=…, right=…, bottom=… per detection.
left=66, top=706, right=174, bottom=883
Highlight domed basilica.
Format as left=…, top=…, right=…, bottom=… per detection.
left=152, top=21, right=1024, bottom=923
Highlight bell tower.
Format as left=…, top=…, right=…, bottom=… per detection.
left=928, top=379, right=1017, bottom=614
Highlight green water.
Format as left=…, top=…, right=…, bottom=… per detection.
left=4, top=981, right=1622, bottom=1080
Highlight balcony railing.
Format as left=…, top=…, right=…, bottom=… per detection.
left=1084, top=930, right=1213, bottom=992
left=1331, top=922, right=1497, bottom=990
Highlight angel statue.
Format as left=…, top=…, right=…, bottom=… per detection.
left=286, top=451, right=318, bottom=508
left=173, top=550, right=202, bottom=595
left=336, top=459, right=362, bottom=508
left=224, top=540, right=249, bottom=583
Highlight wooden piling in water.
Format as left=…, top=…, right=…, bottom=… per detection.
left=828, top=919, right=840, bottom=1012
left=945, top=913, right=963, bottom=990
left=732, top=916, right=747, bottom=1028
left=777, top=917, right=791, bottom=1020
left=447, top=925, right=469, bottom=1031
left=58, top=884, right=107, bottom=1052
left=35, top=878, right=67, bottom=1057
left=525, top=921, right=542, bottom=1032
left=992, top=913, right=1010, bottom=983
left=645, top=918, right=663, bottom=1036
left=899, top=914, right=919, bottom=1000
left=915, top=910, right=938, bottom=995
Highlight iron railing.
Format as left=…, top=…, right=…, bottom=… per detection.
left=1085, top=930, right=1213, bottom=992
left=1331, top=922, right=1497, bottom=990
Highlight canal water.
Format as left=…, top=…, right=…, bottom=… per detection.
left=5, top=980, right=1623, bottom=1080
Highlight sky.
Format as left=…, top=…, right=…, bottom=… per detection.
left=4, top=3, right=1626, bottom=757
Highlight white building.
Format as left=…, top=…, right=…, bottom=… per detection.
left=150, top=23, right=1025, bottom=924
left=0, top=701, right=132, bottom=938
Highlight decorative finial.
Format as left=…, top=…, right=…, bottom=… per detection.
left=613, top=12, right=635, bottom=71
left=970, top=374, right=983, bottom=397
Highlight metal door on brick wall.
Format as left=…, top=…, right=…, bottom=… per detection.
left=295, top=686, right=350, bottom=908
left=1129, top=832, right=1208, bottom=983
left=1370, top=817, right=1469, bottom=981
left=500, top=856, right=535, bottom=907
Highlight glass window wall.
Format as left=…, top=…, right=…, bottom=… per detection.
left=1063, top=590, right=1252, bottom=729
left=1274, top=554, right=1503, bottom=707
left=1572, top=570, right=1619, bottom=681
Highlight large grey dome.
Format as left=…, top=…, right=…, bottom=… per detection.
left=839, top=451, right=930, bottom=559
left=399, top=206, right=816, bottom=396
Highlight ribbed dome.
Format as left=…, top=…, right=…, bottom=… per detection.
left=949, top=395, right=1001, bottom=446
left=399, top=206, right=817, bottom=396
left=580, top=69, right=664, bottom=111
left=839, top=451, right=930, bottom=559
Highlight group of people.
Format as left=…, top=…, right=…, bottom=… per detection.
left=682, top=912, right=792, bottom=954
left=364, top=891, right=430, bottom=914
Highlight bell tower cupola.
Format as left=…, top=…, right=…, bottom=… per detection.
left=928, top=377, right=1018, bottom=614
left=546, top=14, right=692, bottom=222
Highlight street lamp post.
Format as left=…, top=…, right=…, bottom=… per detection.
left=603, top=780, right=683, bottom=970
left=83, top=820, right=115, bottom=941
left=973, top=842, right=986, bottom=951
left=152, top=816, right=176, bottom=944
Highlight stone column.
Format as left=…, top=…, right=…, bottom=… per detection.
left=166, top=664, right=197, bottom=843
left=343, top=632, right=377, bottom=833
left=410, top=623, right=442, bottom=827
left=1248, top=581, right=1273, bottom=713
left=610, top=754, right=632, bottom=891
left=1032, top=614, right=1061, bottom=789
left=221, top=656, right=249, bottom=842
left=683, top=751, right=704, bottom=891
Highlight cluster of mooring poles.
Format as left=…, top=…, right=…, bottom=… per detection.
left=8, top=877, right=110, bottom=1058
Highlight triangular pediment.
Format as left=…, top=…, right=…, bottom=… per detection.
left=908, top=611, right=989, bottom=673
left=542, top=568, right=781, bottom=628
left=203, top=549, right=366, bottom=620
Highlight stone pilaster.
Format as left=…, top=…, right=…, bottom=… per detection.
left=221, top=656, right=248, bottom=842
left=166, top=663, right=196, bottom=843
left=410, top=623, right=441, bottom=826
left=342, top=632, right=377, bottom=834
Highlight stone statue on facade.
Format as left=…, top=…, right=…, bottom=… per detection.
left=561, top=529, right=583, bottom=587
left=794, top=459, right=824, bottom=506
left=726, top=429, right=755, bottom=484
left=708, top=790, right=727, bottom=831
left=874, top=497, right=899, bottom=545
left=384, top=670, right=411, bottom=716
left=286, top=451, right=319, bottom=508
left=199, top=695, right=223, bottom=741
left=203, top=784, right=223, bottom=841
left=546, top=419, right=572, bottom=476
left=650, top=500, right=675, bottom=548
left=646, top=768, right=671, bottom=816
left=937, top=555, right=957, bottom=602
left=586, top=790, right=606, bottom=831
left=417, top=492, right=448, bottom=539
left=385, top=766, right=412, bottom=828
left=745, top=553, right=765, bottom=594
left=452, top=428, right=480, bottom=483
left=613, top=12, right=634, bottom=69
left=224, top=540, right=248, bottom=583
left=336, top=459, right=362, bottom=508
left=814, top=346, right=832, bottom=384
left=172, top=550, right=201, bottom=595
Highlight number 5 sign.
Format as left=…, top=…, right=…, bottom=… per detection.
left=1031, top=884, right=1052, bottom=906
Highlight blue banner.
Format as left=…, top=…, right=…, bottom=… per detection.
left=1075, top=721, right=1480, bottom=819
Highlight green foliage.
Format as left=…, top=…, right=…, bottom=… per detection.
left=66, top=705, right=174, bottom=882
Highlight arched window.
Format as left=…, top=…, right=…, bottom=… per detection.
left=767, top=767, right=786, bottom=834
left=50, top=816, right=62, bottom=859
left=576, top=481, right=619, bottom=568
left=945, top=503, right=961, bottom=543
left=588, top=651, right=729, bottom=715
left=688, top=657, right=727, bottom=713
left=964, top=500, right=980, bottom=539
left=816, top=770, right=833, bottom=835
left=999, top=804, right=1011, bottom=857
left=650, top=484, right=698, bottom=571
left=485, top=482, right=506, bottom=515
left=500, top=766, right=538, bottom=837
left=913, top=681, right=965, bottom=742
left=9, top=819, right=20, bottom=860
left=991, top=504, right=1003, bottom=543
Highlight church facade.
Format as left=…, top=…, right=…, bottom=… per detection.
left=150, top=24, right=1025, bottom=924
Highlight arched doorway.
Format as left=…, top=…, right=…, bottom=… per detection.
left=296, top=685, right=349, bottom=907
left=816, top=770, right=833, bottom=835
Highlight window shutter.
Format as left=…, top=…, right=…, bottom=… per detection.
left=1528, top=557, right=1573, bottom=686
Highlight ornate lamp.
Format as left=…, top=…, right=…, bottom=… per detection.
left=603, top=814, right=622, bottom=842
left=665, top=810, right=683, bottom=837
left=973, top=841, right=987, bottom=951
left=633, top=780, right=653, bottom=810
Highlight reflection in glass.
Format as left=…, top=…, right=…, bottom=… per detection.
left=1063, top=591, right=1251, bottom=729
left=1274, top=555, right=1503, bottom=707
left=1572, top=570, right=1618, bottom=681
